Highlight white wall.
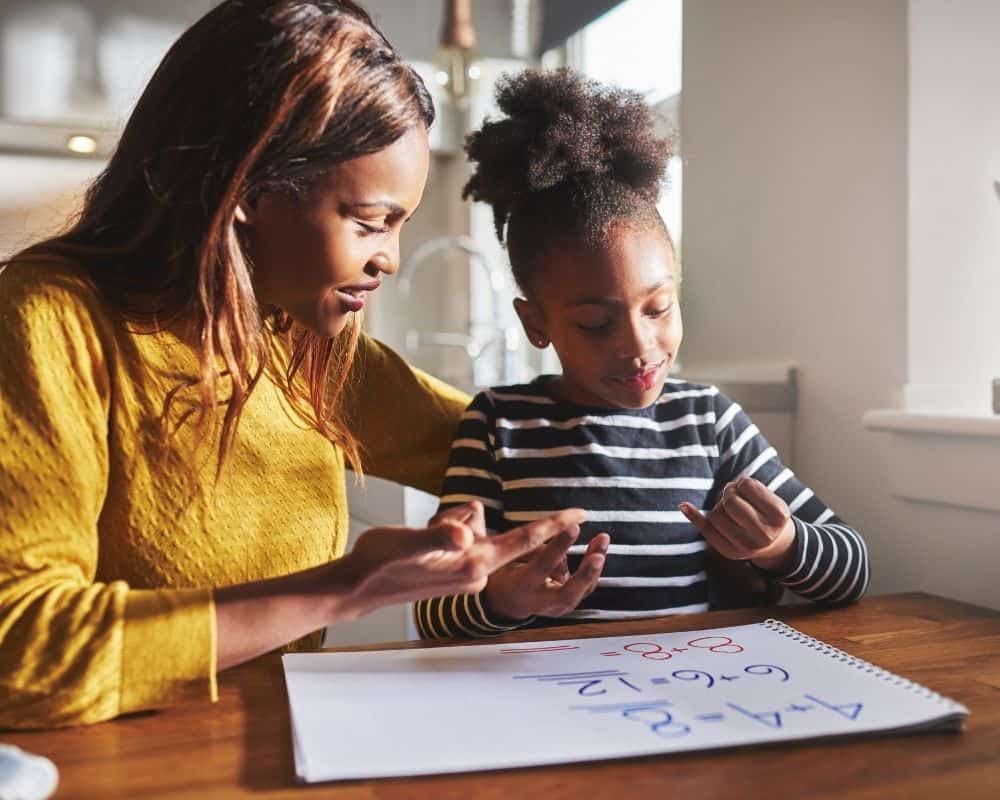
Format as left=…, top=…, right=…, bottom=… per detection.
left=0, top=154, right=103, bottom=259
left=682, top=1, right=999, bottom=611
left=907, top=0, right=1000, bottom=412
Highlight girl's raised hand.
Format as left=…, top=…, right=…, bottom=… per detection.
left=483, top=530, right=610, bottom=622
left=679, top=477, right=797, bottom=572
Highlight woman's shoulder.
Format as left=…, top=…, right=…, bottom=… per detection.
left=0, top=254, right=108, bottom=325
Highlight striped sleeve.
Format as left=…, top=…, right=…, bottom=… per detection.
left=413, top=392, right=530, bottom=639
left=435, top=392, right=505, bottom=532
left=712, top=391, right=870, bottom=605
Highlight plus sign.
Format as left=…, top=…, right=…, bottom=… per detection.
left=671, top=647, right=688, bottom=653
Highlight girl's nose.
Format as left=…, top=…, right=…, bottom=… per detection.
left=619, top=315, right=652, bottom=360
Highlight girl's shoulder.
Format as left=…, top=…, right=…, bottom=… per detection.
left=479, top=377, right=557, bottom=404
left=656, top=378, right=732, bottom=414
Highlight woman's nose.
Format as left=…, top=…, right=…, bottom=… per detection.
left=381, top=234, right=402, bottom=275
left=367, top=246, right=399, bottom=277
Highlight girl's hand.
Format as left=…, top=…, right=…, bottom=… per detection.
left=341, top=506, right=591, bottom=618
left=483, top=530, right=610, bottom=622
left=679, top=477, right=796, bottom=573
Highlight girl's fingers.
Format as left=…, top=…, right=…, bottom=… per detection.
left=708, top=505, right=758, bottom=552
left=721, top=493, right=770, bottom=545
left=586, top=532, right=611, bottom=556
left=549, top=551, right=606, bottom=613
left=680, top=503, right=741, bottom=559
left=528, top=526, right=581, bottom=578
left=735, top=478, right=789, bottom=526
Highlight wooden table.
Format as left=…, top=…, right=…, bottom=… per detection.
left=5, top=592, right=999, bottom=799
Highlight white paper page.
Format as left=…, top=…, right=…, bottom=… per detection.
left=282, top=621, right=967, bottom=782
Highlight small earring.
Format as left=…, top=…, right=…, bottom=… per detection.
left=534, top=337, right=548, bottom=347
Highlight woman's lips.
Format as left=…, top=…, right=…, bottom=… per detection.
left=335, top=280, right=381, bottom=312
left=336, top=290, right=366, bottom=312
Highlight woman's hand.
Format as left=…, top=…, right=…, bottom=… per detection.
left=214, top=502, right=587, bottom=670
left=340, top=504, right=594, bottom=619
left=679, top=477, right=796, bottom=572
left=482, top=529, right=610, bottom=622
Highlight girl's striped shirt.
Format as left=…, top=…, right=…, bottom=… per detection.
left=414, top=378, right=869, bottom=639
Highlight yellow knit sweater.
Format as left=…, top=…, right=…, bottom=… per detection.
left=0, top=256, right=469, bottom=729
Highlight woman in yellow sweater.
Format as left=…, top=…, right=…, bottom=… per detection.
left=0, top=0, right=595, bottom=729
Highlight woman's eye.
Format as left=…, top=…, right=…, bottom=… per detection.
left=648, top=304, right=673, bottom=318
left=356, top=221, right=390, bottom=235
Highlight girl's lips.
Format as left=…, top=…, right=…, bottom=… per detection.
left=617, top=362, right=664, bottom=391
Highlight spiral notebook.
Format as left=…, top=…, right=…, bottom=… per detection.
left=282, top=619, right=968, bottom=782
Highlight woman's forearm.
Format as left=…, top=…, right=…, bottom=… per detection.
left=213, top=558, right=362, bottom=671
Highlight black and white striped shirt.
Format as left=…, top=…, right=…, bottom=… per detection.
left=414, top=378, right=869, bottom=639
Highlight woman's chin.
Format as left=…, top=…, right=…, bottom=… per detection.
left=280, top=303, right=352, bottom=339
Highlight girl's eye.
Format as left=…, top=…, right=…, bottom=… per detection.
left=577, top=322, right=611, bottom=335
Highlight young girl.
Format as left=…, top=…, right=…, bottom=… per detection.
left=0, top=2, right=584, bottom=729
left=415, top=68, right=869, bottom=638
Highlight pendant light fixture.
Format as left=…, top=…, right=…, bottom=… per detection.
left=434, top=0, right=480, bottom=104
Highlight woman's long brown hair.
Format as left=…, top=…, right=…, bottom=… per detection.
left=8, top=0, right=434, bottom=474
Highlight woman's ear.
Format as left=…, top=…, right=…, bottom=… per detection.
left=234, top=196, right=257, bottom=225
left=513, top=297, right=549, bottom=349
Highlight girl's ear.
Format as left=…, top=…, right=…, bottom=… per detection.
left=513, top=297, right=550, bottom=349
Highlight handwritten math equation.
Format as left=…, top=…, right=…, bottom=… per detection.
left=508, top=634, right=864, bottom=741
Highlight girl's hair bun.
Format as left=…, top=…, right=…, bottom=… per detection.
left=463, top=67, right=672, bottom=243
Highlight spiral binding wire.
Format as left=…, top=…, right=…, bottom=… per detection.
left=761, top=619, right=966, bottom=712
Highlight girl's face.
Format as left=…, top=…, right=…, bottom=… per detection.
left=240, top=125, right=430, bottom=338
left=515, top=223, right=682, bottom=410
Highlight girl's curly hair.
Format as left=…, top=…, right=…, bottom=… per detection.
left=463, top=67, right=674, bottom=292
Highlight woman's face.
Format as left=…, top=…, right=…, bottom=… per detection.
left=517, top=223, right=683, bottom=410
left=242, top=125, right=430, bottom=337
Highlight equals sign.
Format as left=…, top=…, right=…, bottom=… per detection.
left=696, top=713, right=725, bottom=722
left=600, top=651, right=621, bottom=656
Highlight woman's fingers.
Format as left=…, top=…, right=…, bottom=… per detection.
left=394, top=521, right=475, bottom=557
left=485, top=509, right=588, bottom=570
left=429, top=501, right=487, bottom=538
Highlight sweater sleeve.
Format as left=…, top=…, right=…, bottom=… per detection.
left=413, top=391, right=531, bottom=640
left=0, top=263, right=216, bottom=729
left=711, top=390, right=870, bottom=605
left=342, top=334, right=470, bottom=496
